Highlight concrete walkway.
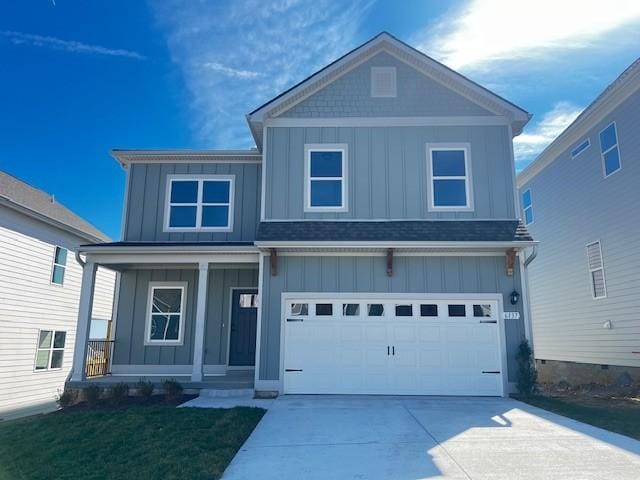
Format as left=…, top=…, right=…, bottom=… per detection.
left=220, top=395, right=640, bottom=480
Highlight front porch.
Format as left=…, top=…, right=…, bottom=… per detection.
left=70, top=242, right=260, bottom=389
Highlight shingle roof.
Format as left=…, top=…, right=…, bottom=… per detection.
left=0, top=171, right=110, bottom=243
left=256, top=220, right=533, bottom=243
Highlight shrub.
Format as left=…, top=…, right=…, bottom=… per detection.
left=108, top=382, right=130, bottom=404
left=84, top=384, right=101, bottom=405
left=56, top=388, right=77, bottom=408
left=162, top=379, right=183, bottom=401
left=136, top=379, right=154, bottom=399
left=516, top=339, right=538, bottom=398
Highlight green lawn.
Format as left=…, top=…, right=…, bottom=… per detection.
left=0, top=405, right=265, bottom=480
left=521, top=395, right=640, bottom=441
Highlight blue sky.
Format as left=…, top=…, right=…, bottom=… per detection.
left=1, top=0, right=639, bottom=239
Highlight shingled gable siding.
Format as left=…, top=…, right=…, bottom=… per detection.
left=519, top=88, right=640, bottom=368
left=265, top=125, right=515, bottom=220
left=280, top=51, right=493, bottom=118
left=258, top=255, right=526, bottom=383
left=123, top=162, right=261, bottom=242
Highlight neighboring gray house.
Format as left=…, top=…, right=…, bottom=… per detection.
left=0, top=171, right=116, bottom=419
left=70, top=32, right=536, bottom=397
left=517, top=58, right=640, bottom=385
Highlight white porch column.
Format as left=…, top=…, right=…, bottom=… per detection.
left=71, top=261, right=97, bottom=382
left=191, top=262, right=209, bottom=382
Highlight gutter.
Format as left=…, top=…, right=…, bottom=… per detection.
left=254, top=240, right=538, bottom=249
left=78, top=245, right=260, bottom=255
left=523, top=244, right=538, bottom=267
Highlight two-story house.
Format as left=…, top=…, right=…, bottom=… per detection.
left=69, top=32, right=535, bottom=397
left=517, top=58, right=640, bottom=386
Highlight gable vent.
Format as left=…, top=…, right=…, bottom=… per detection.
left=586, top=241, right=607, bottom=299
left=371, top=66, right=396, bottom=98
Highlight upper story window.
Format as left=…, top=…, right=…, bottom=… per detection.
left=599, top=122, right=621, bottom=177
left=427, top=145, right=473, bottom=211
left=305, top=145, right=347, bottom=212
left=51, top=246, right=67, bottom=285
left=570, top=138, right=590, bottom=159
left=522, top=189, right=533, bottom=225
left=586, top=241, right=607, bottom=299
left=145, top=282, right=186, bottom=345
left=371, top=66, right=397, bottom=97
left=165, top=175, right=234, bottom=231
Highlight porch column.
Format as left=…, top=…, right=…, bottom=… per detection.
left=191, top=262, right=209, bottom=382
left=71, top=261, right=97, bottom=382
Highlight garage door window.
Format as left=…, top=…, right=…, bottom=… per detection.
left=367, top=304, right=385, bottom=316
left=315, top=304, right=333, bottom=316
left=395, top=304, right=413, bottom=316
left=473, top=304, right=492, bottom=317
left=448, top=304, right=466, bottom=317
left=343, top=304, right=360, bottom=316
left=291, top=303, right=308, bottom=316
left=420, top=304, right=438, bottom=317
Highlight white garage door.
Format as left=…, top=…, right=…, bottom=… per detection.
left=283, top=295, right=504, bottom=396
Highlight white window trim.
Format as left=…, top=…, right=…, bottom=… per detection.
left=426, top=143, right=474, bottom=212
left=586, top=240, right=607, bottom=299
left=50, top=245, right=67, bottom=286
left=570, top=138, right=590, bottom=159
left=304, top=144, right=348, bottom=212
left=34, top=329, right=66, bottom=372
left=371, top=66, right=397, bottom=98
left=522, top=189, right=533, bottom=226
left=599, top=121, right=621, bottom=178
left=144, top=282, right=187, bottom=346
left=163, top=174, right=235, bottom=232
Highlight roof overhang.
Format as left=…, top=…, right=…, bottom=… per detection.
left=246, top=32, right=530, bottom=148
left=79, top=243, right=259, bottom=255
left=110, top=149, right=262, bottom=168
left=255, top=241, right=537, bottom=251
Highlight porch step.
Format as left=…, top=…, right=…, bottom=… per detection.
left=199, top=388, right=254, bottom=398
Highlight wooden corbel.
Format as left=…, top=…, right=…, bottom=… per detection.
left=270, top=248, right=278, bottom=276
left=386, top=248, right=394, bottom=277
left=505, top=248, right=516, bottom=276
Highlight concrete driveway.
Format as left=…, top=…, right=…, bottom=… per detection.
left=222, top=395, right=640, bottom=479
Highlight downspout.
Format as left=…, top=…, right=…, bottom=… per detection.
left=524, top=244, right=538, bottom=267
left=75, top=250, right=86, bottom=267
left=520, top=245, right=538, bottom=360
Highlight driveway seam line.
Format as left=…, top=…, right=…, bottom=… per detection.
left=403, top=404, right=474, bottom=480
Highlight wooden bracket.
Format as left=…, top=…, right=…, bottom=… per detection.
left=270, top=248, right=278, bottom=276
left=505, top=248, right=516, bottom=276
left=386, top=248, right=394, bottom=277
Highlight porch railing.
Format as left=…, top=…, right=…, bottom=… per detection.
left=85, top=340, right=114, bottom=377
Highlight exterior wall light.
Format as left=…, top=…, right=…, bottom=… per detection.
left=510, top=290, right=520, bottom=305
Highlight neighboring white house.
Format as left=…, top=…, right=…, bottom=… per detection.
left=517, top=58, right=640, bottom=385
left=0, top=171, right=116, bottom=419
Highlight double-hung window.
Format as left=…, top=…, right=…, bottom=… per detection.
left=145, top=282, right=187, bottom=345
left=428, top=145, right=473, bottom=211
left=165, top=175, right=234, bottom=231
left=51, top=246, right=67, bottom=285
left=599, top=122, right=621, bottom=177
left=305, top=145, right=347, bottom=211
left=34, top=330, right=66, bottom=370
left=586, top=241, right=607, bottom=299
left=522, top=189, right=533, bottom=225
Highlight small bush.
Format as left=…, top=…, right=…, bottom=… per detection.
left=162, top=379, right=183, bottom=401
left=516, top=339, right=538, bottom=398
left=136, top=379, right=154, bottom=399
left=108, top=383, right=130, bottom=404
left=56, top=389, right=77, bottom=408
left=84, top=384, right=101, bottom=405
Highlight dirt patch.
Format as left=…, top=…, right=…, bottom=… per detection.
left=537, top=382, right=640, bottom=409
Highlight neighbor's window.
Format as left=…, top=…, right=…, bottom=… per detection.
left=429, top=147, right=471, bottom=210
left=166, top=176, right=233, bottom=230
left=522, top=189, right=533, bottom=225
left=599, top=123, right=621, bottom=177
left=35, top=330, right=66, bottom=370
left=146, top=283, right=186, bottom=344
left=306, top=146, right=346, bottom=210
left=571, top=138, right=590, bottom=159
left=586, top=241, right=607, bottom=299
left=51, top=246, right=67, bottom=285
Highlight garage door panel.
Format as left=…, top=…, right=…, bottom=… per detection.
left=283, top=297, right=503, bottom=396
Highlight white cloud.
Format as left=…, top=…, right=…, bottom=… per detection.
left=151, top=0, right=373, bottom=147
left=415, top=0, right=640, bottom=70
left=514, top=102, right=583, bottom=169
left=0, top=30, right=145, bottom=60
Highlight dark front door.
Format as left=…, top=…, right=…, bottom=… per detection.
left=229, top=289, right=258, bottom=366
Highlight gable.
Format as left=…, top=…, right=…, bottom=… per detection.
left=279, top=51, right=493, bottom=118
